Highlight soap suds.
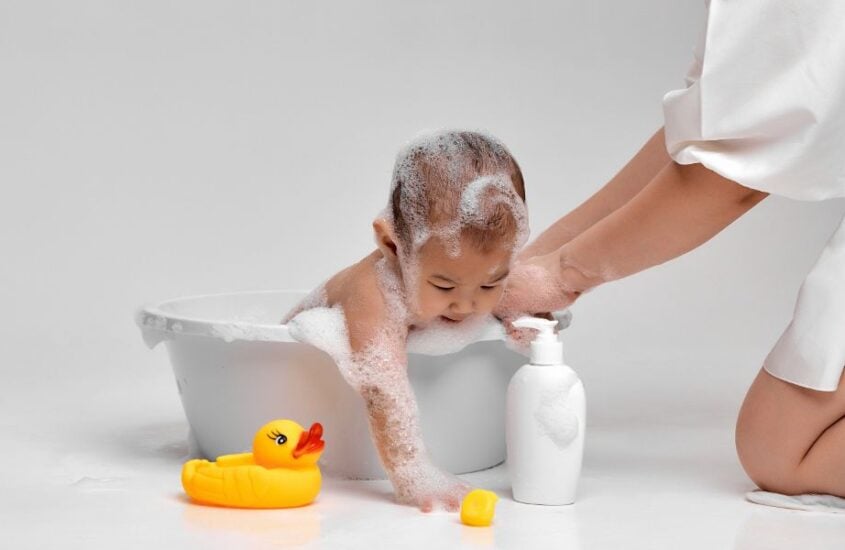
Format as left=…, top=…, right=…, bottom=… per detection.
left=281, top=129, right=529, bottom=509
left=388, top=129, right=529, bottom=262
left=534, top=374, right=579, bottom=448
left=457, top=173, right=529, bottom=256
left=406, top=314, right=497, bottom=356
left=281, top=287, right=328, bottom=324
left=286, top=305, right=353, bottom=381
left=284, top=260, right=475, bottom=508
left=208, top=323, right=285, bottom=344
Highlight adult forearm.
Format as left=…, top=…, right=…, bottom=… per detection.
left=521, top=128, right=671, bottom=259
left=558, top=161, right=768, bottom=292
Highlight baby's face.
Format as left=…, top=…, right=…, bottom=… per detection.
left=409, top=235, right=512, bottom=325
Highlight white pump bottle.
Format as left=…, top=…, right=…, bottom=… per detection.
left=506, top=316, right=585, bottom=505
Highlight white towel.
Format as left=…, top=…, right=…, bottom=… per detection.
left=746, top=491, right=845, bottom=514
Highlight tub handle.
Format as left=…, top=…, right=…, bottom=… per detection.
left=135, top=308, right=171, bottom=349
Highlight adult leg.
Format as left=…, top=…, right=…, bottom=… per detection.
left=736, top=367, right=845, bottom=496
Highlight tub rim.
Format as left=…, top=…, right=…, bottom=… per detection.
left=135, top=289, right=311, bottom=348
left=136, top=289, right=570, bottom=351
left=135, top=289, right=531, bottom=350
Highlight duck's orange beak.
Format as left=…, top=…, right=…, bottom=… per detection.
left=292, top=422, right=325, bottom=459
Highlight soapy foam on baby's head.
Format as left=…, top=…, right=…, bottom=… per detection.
left=417, top=173, right=529, bottom=260
left=388, top=130, right=527, bottom=254
left=456, top=173, right=528, bottom=257
left=387, top=130, right=529, bottom=317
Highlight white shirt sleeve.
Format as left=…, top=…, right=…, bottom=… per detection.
left=662, top=0, right=845, bottom=201
left=763, top=215, right=845, bottom=392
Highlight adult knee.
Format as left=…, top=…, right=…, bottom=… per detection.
left=735, top=410, right=804, bottom=494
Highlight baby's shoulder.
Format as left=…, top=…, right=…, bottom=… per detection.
left=326, top=256, right=404, bottom=353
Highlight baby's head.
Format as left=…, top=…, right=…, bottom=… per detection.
left=373, top=130, right=528, bottom=325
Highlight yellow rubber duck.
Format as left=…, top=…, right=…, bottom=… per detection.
left=461, top=489, right=499, bottom=527
left=181, top=419, right=325, bottom=508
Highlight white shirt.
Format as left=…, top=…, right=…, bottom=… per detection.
left=662, top=0, right=845, bottom=391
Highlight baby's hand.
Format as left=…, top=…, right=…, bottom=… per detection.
left=390, top=461, right=473, bottom=513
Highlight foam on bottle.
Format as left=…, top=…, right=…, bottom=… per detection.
left=534, top=374, right=580, bottom=448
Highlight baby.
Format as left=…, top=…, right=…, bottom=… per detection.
left=282, top=130, right=529, bottom=511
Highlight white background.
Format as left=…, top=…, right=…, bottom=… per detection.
left=4, top=2, right=845, bottom=547
left=3, top=0, right=844, bottom=431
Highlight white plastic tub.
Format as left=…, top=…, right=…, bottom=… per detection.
left=136, top=290, right=525, bottom=479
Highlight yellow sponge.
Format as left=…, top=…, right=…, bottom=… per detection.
left=460, top=489, right=499, bottom=527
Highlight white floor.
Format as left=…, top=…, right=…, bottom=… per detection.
left=3, top=372, right=845, bottom=550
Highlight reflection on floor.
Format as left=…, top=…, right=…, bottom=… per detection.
left=4, top=401, right=845, bottom=550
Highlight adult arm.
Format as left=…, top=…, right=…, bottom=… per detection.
left=498, top=160, right=769, bottom=316
left=520, top=127, right=671, bottom=259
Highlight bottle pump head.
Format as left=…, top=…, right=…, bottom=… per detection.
left=512, top=316, right=563, bottom=365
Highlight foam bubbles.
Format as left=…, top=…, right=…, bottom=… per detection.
left=406, top=314, right=499, bottom=356
left=534, top=374, right=579, bottom=448
left=388, top=129, right=528, bottom=259
left=286, top=306, right=352, bottom=379
left=374, top=256, right=413, bottom=327
left=390, top=460, right=472, bottom=511
left=284, top=289, right=476, bottom=509
left=460, top=174, right=528, bottom=242
left=280, top=129, right=531, bottom=509
left=280, top=286, right=328, bottom=324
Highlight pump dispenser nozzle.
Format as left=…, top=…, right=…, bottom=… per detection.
left=512, top=316, right=563, bottom=365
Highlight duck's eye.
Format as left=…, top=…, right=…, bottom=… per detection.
left=267, top=430, right=288, bottom=445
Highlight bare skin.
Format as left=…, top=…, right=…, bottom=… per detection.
left=496, top=126, right=845, bottom=497
left=737, top=369, right=845, bottom=496
left=286, top=221, right=514, bottom=512
left=519, top=128, right=673, bottom=260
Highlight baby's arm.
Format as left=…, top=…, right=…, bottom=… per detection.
left=344, top=300, right=471, bottom=512
left=360, top=347, right=471, bottom=512
left=283, top=256, right=471, bottom=511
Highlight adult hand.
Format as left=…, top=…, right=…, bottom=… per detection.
left=495, top=250, right=582, bottom=351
